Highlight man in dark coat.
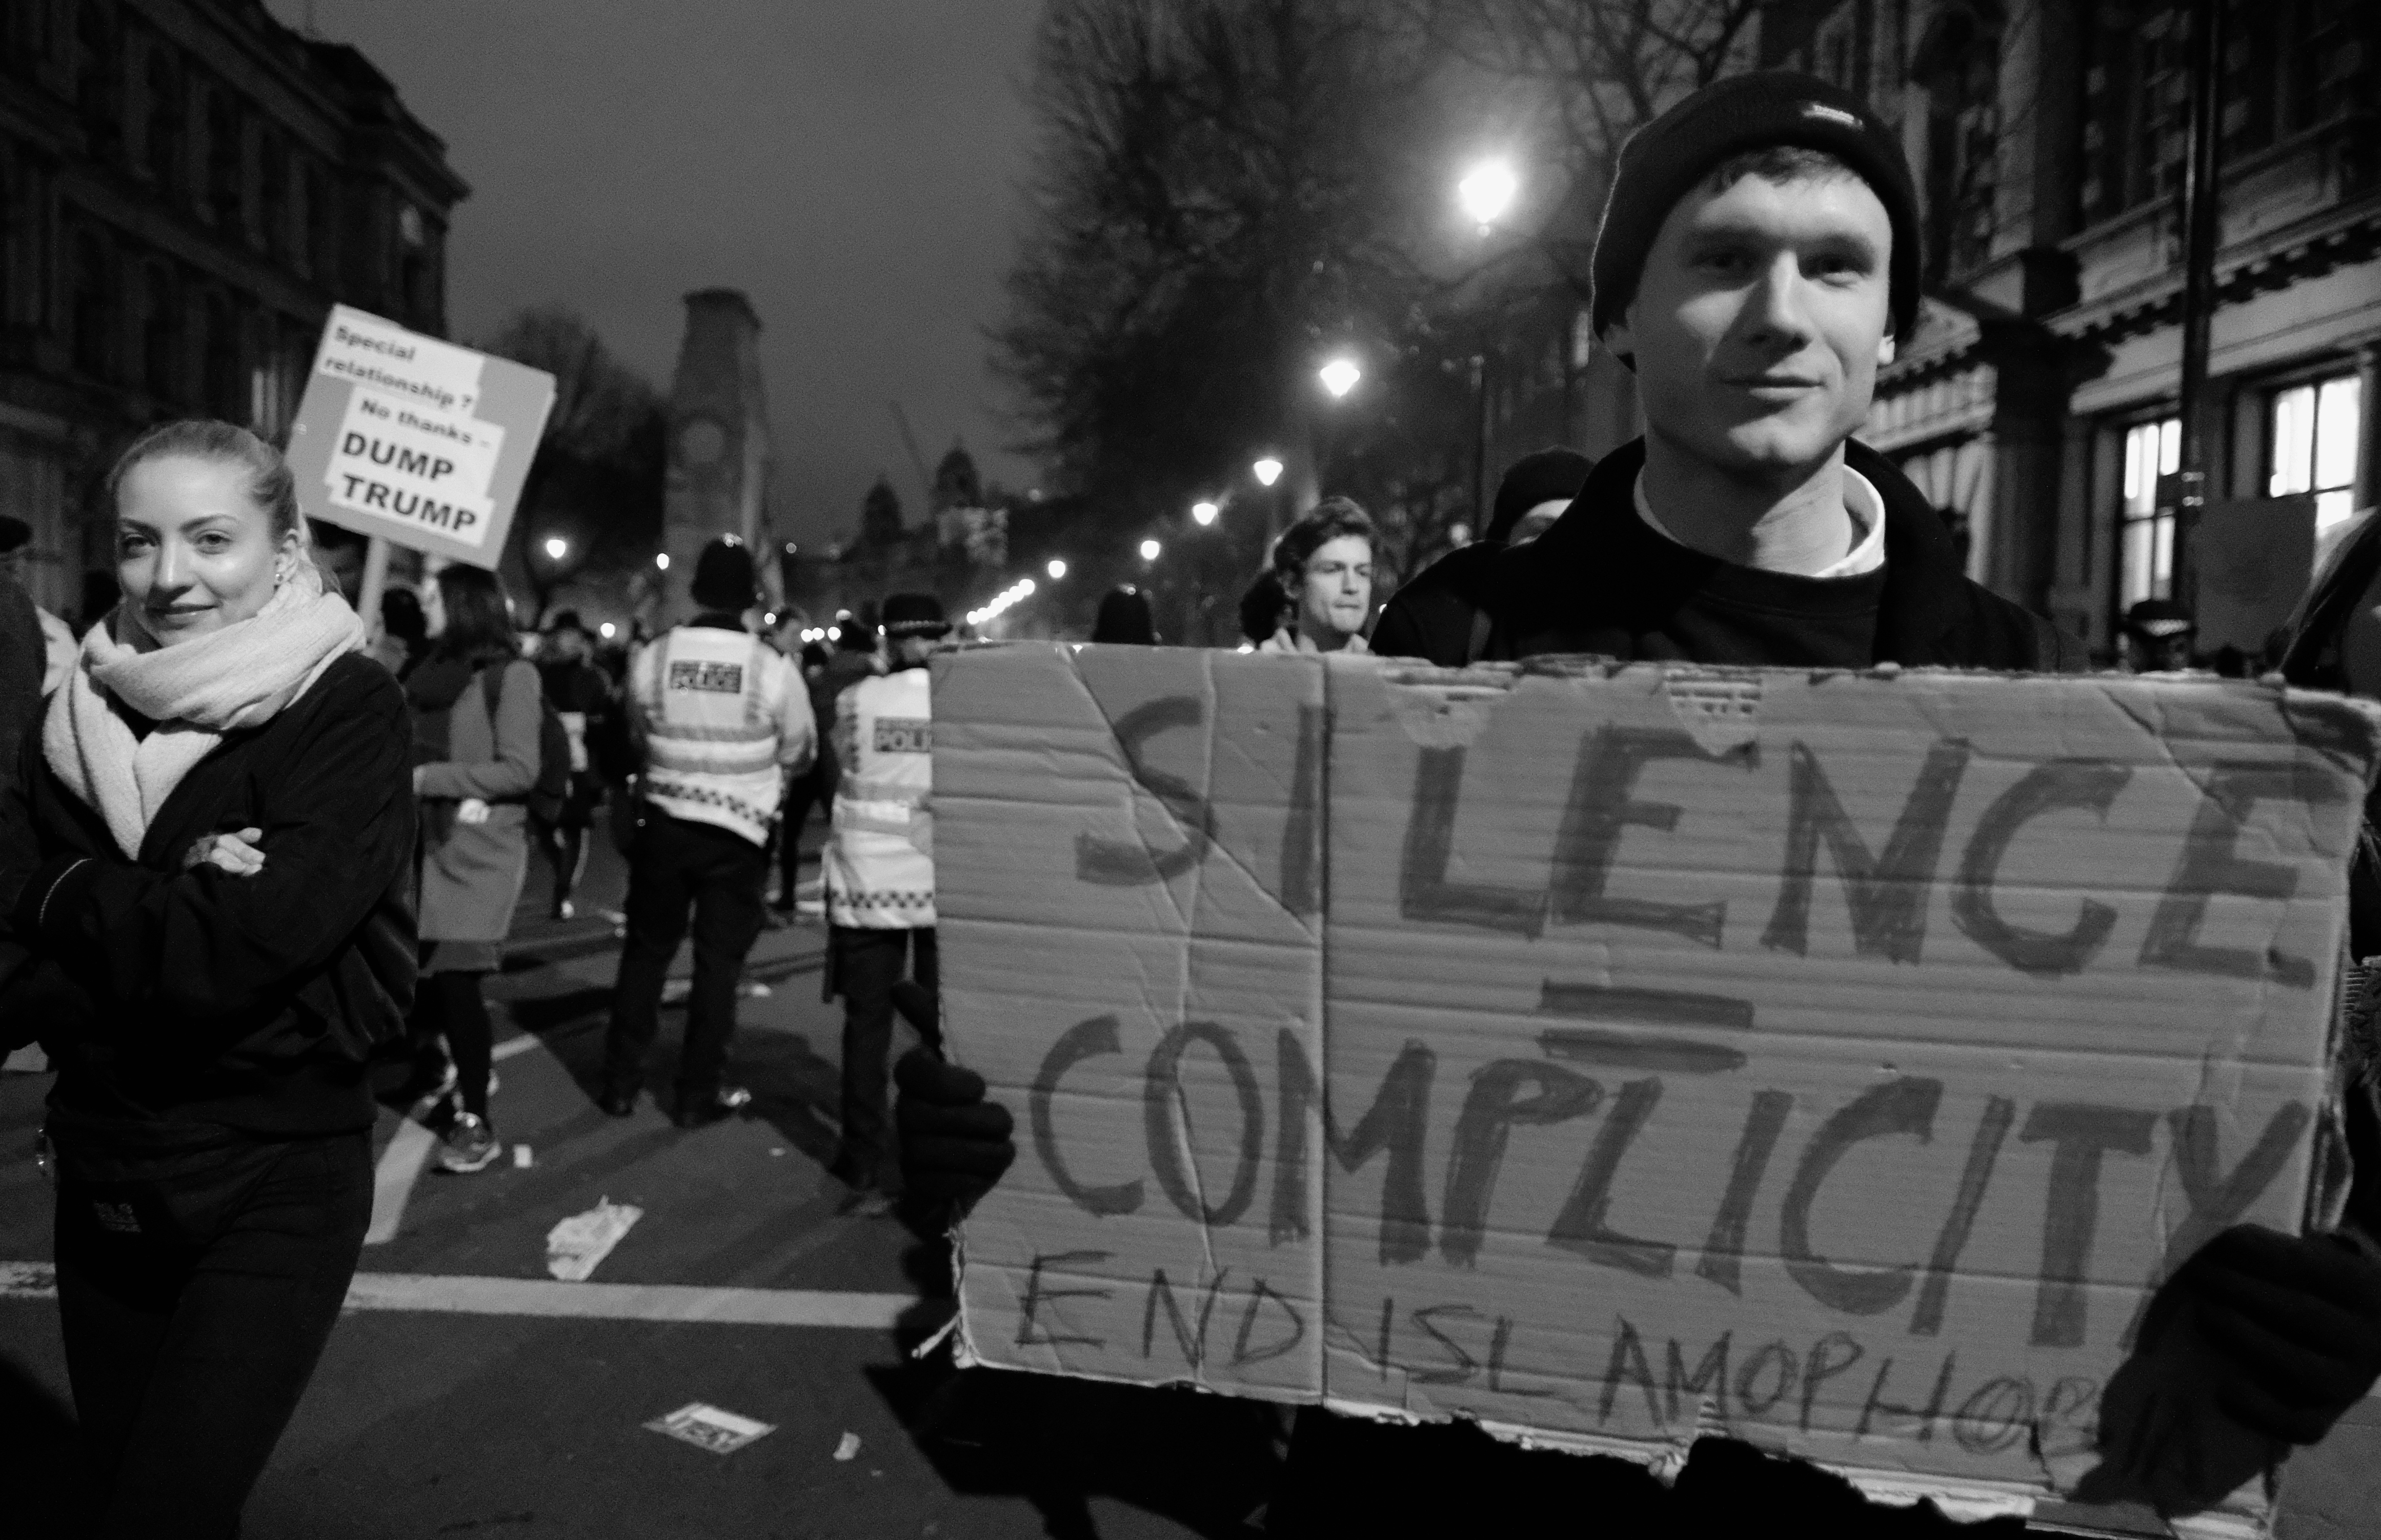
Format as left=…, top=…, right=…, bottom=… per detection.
left=897, top=68, right=2381, bottom=1534
left=1370, top=447, right=1594, bottom=663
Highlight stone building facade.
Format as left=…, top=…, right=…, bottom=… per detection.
left=0, top=0, right=465, bottom=617
left=1764, top=0, right=2381, bottom=657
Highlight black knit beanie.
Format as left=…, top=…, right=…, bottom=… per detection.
left=1485, top=448, right=1597, bottom=545
left=1589, top=70, right=1923, bottom=351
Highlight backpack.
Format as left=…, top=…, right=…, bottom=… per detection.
left=479, top=664, right=573, bottom=824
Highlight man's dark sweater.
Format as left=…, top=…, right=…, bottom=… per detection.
left=1373, top=437, right=2077, bottom=674
left=1277, top=438, right=2076, bottom=1537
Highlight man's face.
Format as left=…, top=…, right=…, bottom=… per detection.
left=1608, top=171, right=1895, bottom=482
left=1297, top=535, right=1373, bottom=641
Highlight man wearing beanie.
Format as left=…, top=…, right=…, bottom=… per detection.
left=896, top=68, right=2381, bottom=1534
left=1370, top=447, right=1595, bottom=662
left=601, top=535, right=815, bottom=1126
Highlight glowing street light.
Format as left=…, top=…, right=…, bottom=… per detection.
left=1192, top=500, right=1219, bottom=526
left=1139, top=538, right=1162, bottom=561
left=599, top=621, right=616, bottom=639
left=1457, top=157, right=1520, bottom=232
left=1318, top=357, right=1361, bottom=399
left=543, top=535, right=569, bottom=561
left=1253, top=457, right=1284, bottom=488
left=654, top=552, right=670, bottom=571
left=1046, top=558, right=1067, bottom=580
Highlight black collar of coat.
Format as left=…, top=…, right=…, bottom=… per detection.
left=1491, top=435, right=1982, bottom=666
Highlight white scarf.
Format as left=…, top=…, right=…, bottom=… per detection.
left=45, top=561, right=368, bottom=859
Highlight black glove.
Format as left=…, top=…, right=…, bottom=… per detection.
left=2177, top=1224, right=2381, bottom=1444
left=896, top=1046, right=1015, bottom=1213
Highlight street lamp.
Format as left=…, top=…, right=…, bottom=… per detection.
left=1140, top=538, right=1162, bottom=561
left=1046, top=558, right=1067, bottom=580
left=1192, top=501, right=1219, bottom=526
left=1457, top=157, right=1520, bottom=233
left=1318, top=358, right=1361, bottom=399
left=654, top=552, right=670, bottom=571
left=543, top=536, right=569, bottom=561
left=1253, top=457, right=1283, bottom=487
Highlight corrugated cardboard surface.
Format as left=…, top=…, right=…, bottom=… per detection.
left=939, top=643, right=1326, bottom=1402
left=942, top=647, right=2381, bottom=1535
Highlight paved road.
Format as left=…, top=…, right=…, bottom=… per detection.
left=0, top=827, right=1278, bottom=1539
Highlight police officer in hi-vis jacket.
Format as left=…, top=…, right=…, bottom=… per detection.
left=823, top=592, right=946, bottom=1213
left=601, top=536, right=815, bottom=1127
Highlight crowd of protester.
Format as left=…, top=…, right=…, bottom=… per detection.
left=7, top=63, right=2381, bottom=1538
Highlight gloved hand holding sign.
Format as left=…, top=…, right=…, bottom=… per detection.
left=895, top=1046, right=1014, bottom=1212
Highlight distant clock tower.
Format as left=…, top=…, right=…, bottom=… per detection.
left=659, top=290, right=776, bottom=625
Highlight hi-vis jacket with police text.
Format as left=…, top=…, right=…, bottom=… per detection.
left=628, top=621, right=814, bottom=846
left=824, top=666, right=933, bottom=928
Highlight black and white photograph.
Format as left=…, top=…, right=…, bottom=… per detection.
left=4, top=1, right=2381, bottom=1536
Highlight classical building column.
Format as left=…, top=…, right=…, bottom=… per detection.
left=2355, top=339, right=2381, bottom=516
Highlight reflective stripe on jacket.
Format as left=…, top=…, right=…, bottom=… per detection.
left=824, top=666, right=934, bottom=927
left=631, top=624, right=814, bottom=846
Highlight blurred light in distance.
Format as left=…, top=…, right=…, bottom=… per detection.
left=543, top=536, right=568, bottom=560
left=1253, top=457, right=1283, bottom=487
left=1458, top=158, right=1520, bottom=230
left=1192, top=501, right=1219, bottom=526
left=1139, top=538, right=1162, bottom=561
left=1319, top=358, right=1360, bottom=398
left=654, top=552, right=670, bottom=570
left=599, top=622, right=616, bottom=639
left=1047, top=558, right=1067, bottom=580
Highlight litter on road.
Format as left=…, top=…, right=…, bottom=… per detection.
left=544, top=1199, right=641, bottom=1282
left=642, top=1402, right=775, bottom=1456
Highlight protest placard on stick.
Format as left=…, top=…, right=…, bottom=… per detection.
left=284, top=305, right=555, bottom=617
left=939, top=645, right=2381, bottom=1537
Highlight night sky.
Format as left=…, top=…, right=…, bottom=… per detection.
left=267, top=0, right=1046, bottom=550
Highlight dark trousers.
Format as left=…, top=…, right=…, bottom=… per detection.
left=53, top=1130, right=373, bottom=1538
left=413, top=970, right=494, bottom=1120
left=604, top=810, right=769, bottom=1103
left=774, top=764, right=823, bottom=907
left=830, top=923, right=939, bottom=1189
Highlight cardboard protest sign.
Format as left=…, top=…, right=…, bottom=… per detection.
left=938, top=643, right=1326, bottom=1403
left=939, top=647, right=2378, bottom=1536
left=285, top=305, right=554, bottom=568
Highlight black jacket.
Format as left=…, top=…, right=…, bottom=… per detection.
left=1374, top=437, right=2083, bottom=672
left=0, top=651, right=416, bottom=1138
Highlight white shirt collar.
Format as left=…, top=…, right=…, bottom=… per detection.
left=1632, top=465, right=1888, bottom=578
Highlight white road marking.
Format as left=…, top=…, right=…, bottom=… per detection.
left=364, top=1032, right=547, bottom=1247
left=364, top=1119, right=438, bottom=1246
left=1, top=1261, right=925, bottom=1329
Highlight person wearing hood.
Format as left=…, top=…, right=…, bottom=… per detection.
left=1368, top=448, right=1595, bottom=661
left=0, top=421, right=413, bottom=1534
left=896, top=69, right=2381, bottom=1533
left=600, top=537, right=815, bottom=1126
left=1091, top=585, right=1158, bottom=645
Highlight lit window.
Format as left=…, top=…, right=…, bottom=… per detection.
left=2117, top=417, right=2180, bottom=612
left=2269, top=374, right=2363, bottom=535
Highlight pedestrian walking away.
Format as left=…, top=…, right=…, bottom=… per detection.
left=897, top=67, right=2381, bottom=1537
left=533, top=609, right=617, bottom=921
left=0, top=420, right=414, bottom=1536
left=402, top=564, right=544, bottom=1175
left=824, top=592, right=947, bottom=1216
left=773, top=614, right=877, bottom=916
left=601, top=535, right=815, bottom=1126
